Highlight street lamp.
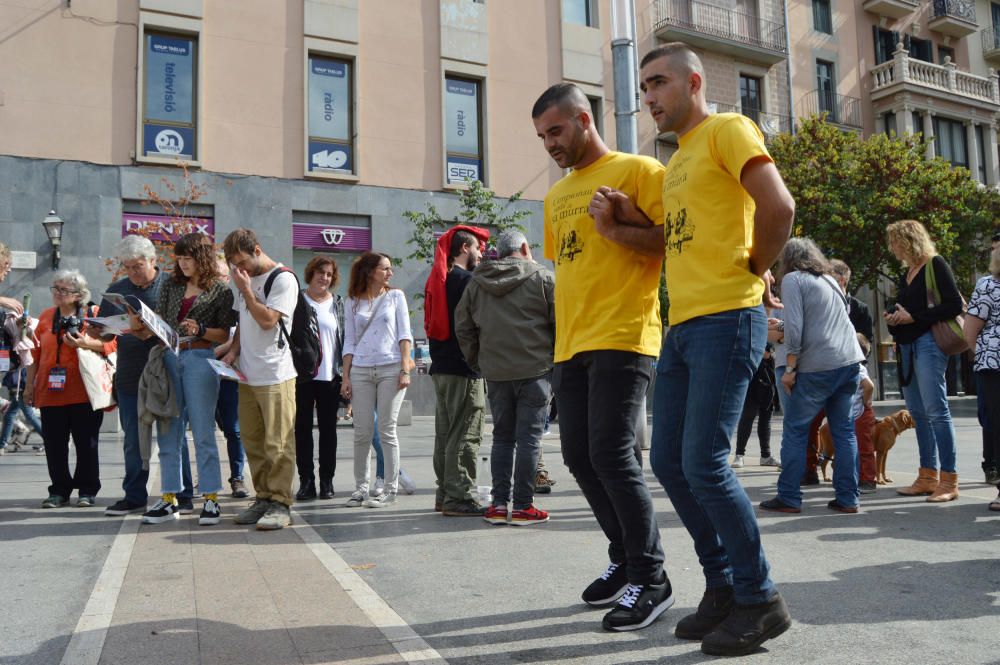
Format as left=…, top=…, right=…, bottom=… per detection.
left=41, top=210, right=64, bottom=270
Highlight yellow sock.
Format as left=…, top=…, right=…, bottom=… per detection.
left=205, top=493, right=218, bottom=502
left=162, top=492, right=177, bottom=505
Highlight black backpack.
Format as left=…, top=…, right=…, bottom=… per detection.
left=264, top=268, right=322, bottom=381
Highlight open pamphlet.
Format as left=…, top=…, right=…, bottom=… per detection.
left=83, top=314, right=133, bottom=336
left=207, top=358, right=247, bottom=383
left=99, top=293, right=179, bottom=353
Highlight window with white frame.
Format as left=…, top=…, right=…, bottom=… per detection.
left=141, top=31, right=198, bottom=160
left=307, top=54, right=355, bottom=175
left=444, top=76, right=484, bottom=185
left=563, top=0, right=597, bottom=26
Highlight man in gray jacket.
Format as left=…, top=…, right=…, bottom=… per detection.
left=455, top=230, right=555, bottom=525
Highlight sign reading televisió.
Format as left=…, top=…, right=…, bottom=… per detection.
left=307, top=56, right=352, bottom=173
left=292, top=223, right=371, bottom=252
left=121, top=213, right=214, bottom=243
left=143, top=34, right=196, bottom=159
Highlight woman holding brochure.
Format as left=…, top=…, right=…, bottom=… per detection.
left=131, top=233, right=237, bottom=526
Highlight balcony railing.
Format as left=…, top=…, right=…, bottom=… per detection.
left=799, top=90, right=863, bottom=128
left=982, top=26, right=1000, bottom=59
left=653, top=0, right=787, bottom=55
left=871, top=44, right=1000, bottom=105
left=741, top=107, right=793, bottom=136
left=932, top=0, right=976, bottom=23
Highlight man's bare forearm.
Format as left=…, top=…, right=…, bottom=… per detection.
left=604, top=224, right=664, bottom=258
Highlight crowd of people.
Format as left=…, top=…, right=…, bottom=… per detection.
left=1, top=41, right=998, bottom=658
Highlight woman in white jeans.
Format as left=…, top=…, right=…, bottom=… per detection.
left=340, top=252, right=414, bottom=508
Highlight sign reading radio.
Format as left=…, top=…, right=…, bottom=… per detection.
left=444, top=77, right=482, bottom=185
left=121, top=213, right=214, bottom=243
left=307, top=55, right=353, bottom=174
left=292, top=223, right=371, bottom=252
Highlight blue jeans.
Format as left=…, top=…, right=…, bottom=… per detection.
left=899, top=331, right=958, bottom=472
left=116, top=392, right=149, bottom=505
left=0, top=396, right=42, bottom=446
left=776, top=364, right=861, bottom=508
left=158, top=348, right=222, bottom=495
left=487, top=375, right=550, bottom=509
left=650, top=306, right=774, bottom=604
left=216, top=379, right=245, bottom=480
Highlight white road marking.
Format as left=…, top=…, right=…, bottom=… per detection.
left=292, top=510, right=449, bottom=665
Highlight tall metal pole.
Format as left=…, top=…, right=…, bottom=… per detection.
left=611, top=0, right=639, bottom=154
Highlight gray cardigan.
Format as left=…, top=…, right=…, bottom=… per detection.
left=781, top=271, right=864, bottom=373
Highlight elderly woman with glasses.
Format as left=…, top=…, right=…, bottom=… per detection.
left=27, top=270, right=116, bottom=508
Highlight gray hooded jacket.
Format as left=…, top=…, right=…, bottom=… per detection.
left=454, top=257, right=555, bottom=382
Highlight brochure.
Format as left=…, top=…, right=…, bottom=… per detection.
left=83, top=314, right=133, bottom=336
left=100, top=292, right=179, bottom=353
left=207, top=358, right=247, bottom=383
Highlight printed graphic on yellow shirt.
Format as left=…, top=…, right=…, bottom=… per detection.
left=664, top=202, right=694, bottom=256
left=558, top=229, right=584, bottom=264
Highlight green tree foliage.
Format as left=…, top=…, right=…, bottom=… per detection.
left=769, top=116, right=998, bottom=295
left=402, top=178, right=532, bottom=303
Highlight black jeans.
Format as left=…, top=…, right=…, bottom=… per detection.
left=977, top=371, right=1000, bottom=481
left=295, top=377, right=341, bottom=483
left=734, top=390, right=773, bottom=457
left=553, top=350, right=665, bottom=585
left=41, top=402, right=104, bottom=498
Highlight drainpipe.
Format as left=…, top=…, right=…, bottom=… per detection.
left=611, top=0, right=639, bottom=154
left=783, top=0, right=795, bottom=134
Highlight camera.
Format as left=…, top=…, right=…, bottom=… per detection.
left=55, top=314, right=82, bottom=337
left=886, top=303, right=898, bottom=314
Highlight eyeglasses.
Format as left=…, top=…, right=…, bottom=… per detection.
left=50, top=286, right=78, bottom=296
left=992, top=233, right=1000, bottom=243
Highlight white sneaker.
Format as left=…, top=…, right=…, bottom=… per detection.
left=372, top=477, right=385, bottom=497
left=345, top=490, right=366, bottom=507
left=363, top=492, right=396, bottom=508
left=731, top=455, right=744, bottom=469
left=398, top=469, right=417, bottom=495
left=760, top=456, right=782, bottom=467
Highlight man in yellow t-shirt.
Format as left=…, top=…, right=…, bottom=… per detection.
left=532, top=82, right=671, bottom=633
left=633, top=44, right=794, bottom=658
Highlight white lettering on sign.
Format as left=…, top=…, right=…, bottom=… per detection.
left=311, top=149, right=348, bottom=169
left=321, top=228, right=346, bottom=245
left=125, top=219, right=212, bottom=236
left=447, top=162, right=479, bottom=182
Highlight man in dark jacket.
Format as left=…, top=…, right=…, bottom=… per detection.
left=455, top=230, right=556, bottom=525
left=426, top=226, right=486, bottom=516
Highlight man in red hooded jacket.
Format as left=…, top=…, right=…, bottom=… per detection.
left=426, top=225, right=488, bottom=516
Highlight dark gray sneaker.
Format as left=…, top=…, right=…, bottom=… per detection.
left=234, top=498, right=271, bottom=525
left=601, top=574, right=674, bottom=632
left=701, top=592, right=792, bottom=656
left=675, top=585, right=735, bottom=640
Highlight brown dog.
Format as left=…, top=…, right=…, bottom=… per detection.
left=817, top=409, right=914, bottom=483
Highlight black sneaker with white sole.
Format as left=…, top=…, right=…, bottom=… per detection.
left=199, top=499, right=221, bottom=526
left=582, top=562, right=629, bottom=607
left=105, top=499, right=147, bottom=516
left=601, top=574, right=674, bottom=632
left=142, top=498, right=179, bottom=524
left=177, top=497, right=195, bottom=514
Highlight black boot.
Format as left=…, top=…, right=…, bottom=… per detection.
left=319, top=478, right=334, bottom=499
left=674, top=585, right=734, bottom=640
left=295, top=478, right=317, bottom=501
left=701, top=592, right=791, bottom=657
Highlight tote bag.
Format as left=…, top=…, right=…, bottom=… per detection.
left=77, top=349, right=117, bottom=411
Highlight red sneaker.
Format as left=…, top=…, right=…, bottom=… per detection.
left=483, top=504, right=508, bottom=525
left=510, top=505, right=549, bottom=526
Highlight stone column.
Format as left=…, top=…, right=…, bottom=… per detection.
left=923, top=111, right=936, bottom=159
left=967, top=120, right=981, bottom=182
left=987, top=121, right=1000, bottom=185
left=898, top=106, right=914, bottom=134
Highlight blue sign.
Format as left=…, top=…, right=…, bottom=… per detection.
left=143, top=123, right=195, bottom=159
left=308, top=56, right=351, bottom=146
left=446, top=155, right=481, bottom=184
left=145, top=34, right=195, bottom=125
left=308, top=139, right=352, bottom=173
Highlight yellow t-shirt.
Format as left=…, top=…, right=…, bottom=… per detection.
left=662, top=113, right=770, bottom=326
left=543, top=151, right=665, bottom=362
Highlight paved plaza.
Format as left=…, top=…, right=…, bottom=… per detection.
left=1, top=399, right=998, bottom=665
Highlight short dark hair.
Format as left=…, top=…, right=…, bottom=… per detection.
left=304, top=254, right=340, bottom=288
left=639, top=42, right=704, bottom=76
left=531, top=82, right=590, bottom=119
left=450, top=230, right=478, bottom=259
left=223, top=228, right=259, bottom=261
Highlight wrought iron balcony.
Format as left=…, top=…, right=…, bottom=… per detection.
left=870, top=44, right=1000, bottom=108
left=862, top=0, right=919, bottom=20
left=982, top=26, right=1000, bottom=64
left=740, top=107, right=793, bottom=137
left=653, top=0, right=787, bottom=66
left=929, top=0, right=977, bottom=37
left=799, top=90, right=863, bottom=129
